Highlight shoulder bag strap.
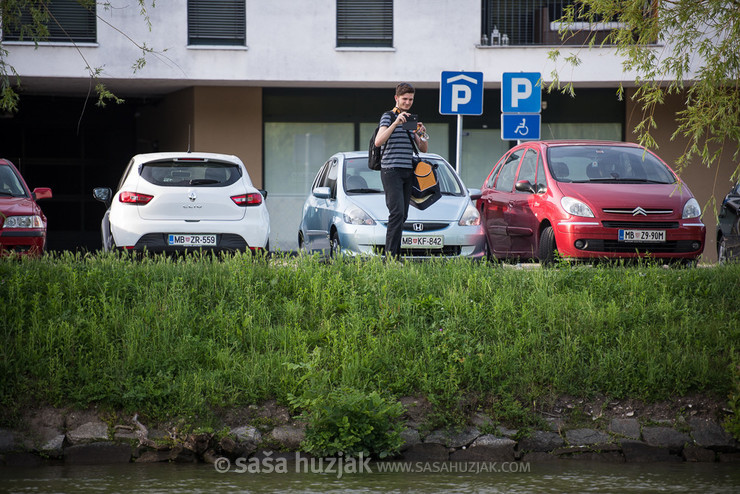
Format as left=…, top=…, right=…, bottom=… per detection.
left=379, top=111, right=394, bottom=158
left=405, top=129, right=420, bottom=157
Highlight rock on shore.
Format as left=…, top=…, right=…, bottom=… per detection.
left=1, top=396, right=738, bottom=467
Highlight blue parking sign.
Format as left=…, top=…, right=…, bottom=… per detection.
left=502, top=73, right=541, bottom=113
left=439, top=71, right=484, bottom=115
left=501, top=114, right=541, bottom=141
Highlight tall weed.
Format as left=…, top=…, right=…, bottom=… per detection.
left=0, top=252, right=737, bottom=429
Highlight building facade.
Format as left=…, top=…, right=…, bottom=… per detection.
left=2, top=0, right=734, bottom=259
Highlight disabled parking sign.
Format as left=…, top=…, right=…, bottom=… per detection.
left=501, top=114, right=541, bottom=141
left=501, top=72, right=541, bottom=141
left=439, top=71, right=484, bottom=115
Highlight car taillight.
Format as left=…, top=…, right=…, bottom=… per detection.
left=231, top=193, right=262, bottom=206
left=119, top=191, right=153, bottom=204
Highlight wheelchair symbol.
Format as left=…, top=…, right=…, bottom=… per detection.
left=514, top=118, right=529, bottom=136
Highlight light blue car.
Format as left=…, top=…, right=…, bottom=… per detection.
left=298, top=151, right=486, bottom=259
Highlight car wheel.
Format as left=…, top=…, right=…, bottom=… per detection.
left=330, top=230, right=341, bottom=259
left=718, top=235, right=728, bottom=265
left=538, top=226, right=558, bottom=266
left=298, top=231, right=305, bottom=252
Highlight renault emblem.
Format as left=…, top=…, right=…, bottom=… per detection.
left=413, top=223, right=424, bottom=232
left=188, top=191, right=197, bottom=202
left=631, top=207, right=647, bottom=216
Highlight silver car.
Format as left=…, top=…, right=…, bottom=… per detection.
left=298, top=151, right=486, bottom=258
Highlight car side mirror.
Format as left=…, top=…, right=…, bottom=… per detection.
left=93, top=187, right=112, bottom=206
left=468, top=188, right=482, bottom=200
left=515, top=180, right=535, bottom=194
left=259, top=189, right=268, bottom=199
left=32, top=187, right=52, bottom=201
left=313, top=186, right=331, bottom=199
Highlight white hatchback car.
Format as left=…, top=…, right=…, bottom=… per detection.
left=93, top=152, right=270, bottom=253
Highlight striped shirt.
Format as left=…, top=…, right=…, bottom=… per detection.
left=379, top=112, right=415, bottom=170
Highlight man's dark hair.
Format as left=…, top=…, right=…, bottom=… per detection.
left=395, top=83, right=415, bottom=96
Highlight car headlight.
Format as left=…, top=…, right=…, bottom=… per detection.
left=3, top=215, right=44, bottom=228
left=343, top=206, right=376, bottom=225
left=561, top=197, right=595, bottom=218
left=458, top=203, right=481, bottom=226
left=682, top=198, right=701, bottom=219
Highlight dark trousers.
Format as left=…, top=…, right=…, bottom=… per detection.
left=381, top=167, right=414, bottom=258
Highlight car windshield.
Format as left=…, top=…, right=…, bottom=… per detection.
left=140, top=160, right=241, bottom=186
left=0, top=165, right=28, bottom=197
left=547, top=145, right=677, bottom=184
left=343, top=157, right=464, bottom=195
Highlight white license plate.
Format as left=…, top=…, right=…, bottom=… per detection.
left=618, top=230, right=666, bottom=243
left=401, top=235, right=444, bottom=248
left=167, top=234, right=217, bottom=246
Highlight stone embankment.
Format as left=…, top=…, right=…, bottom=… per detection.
left=1, top=397, right=738, bottom=467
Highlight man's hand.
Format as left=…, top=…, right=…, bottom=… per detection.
left=393, top=112, right=410, bottom=128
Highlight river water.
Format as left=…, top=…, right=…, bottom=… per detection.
left=1, top=462, right=738, bottom=493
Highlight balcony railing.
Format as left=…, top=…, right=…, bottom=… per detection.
left=480, top=0, right=622, bottom=47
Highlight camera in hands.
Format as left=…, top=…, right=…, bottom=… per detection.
left=402, top=114, right=419, bottom=130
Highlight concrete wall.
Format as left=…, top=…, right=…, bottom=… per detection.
left=136, top=87, right=263, bottom=187
left=193, top=87, right=263, bottom=187
left=5, top=0, right=641, bottom=93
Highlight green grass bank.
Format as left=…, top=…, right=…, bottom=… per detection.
left=1, top=253, right=738, bottom=435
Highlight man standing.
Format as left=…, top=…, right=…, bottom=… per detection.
left=374, top=83, right=428, bottom=259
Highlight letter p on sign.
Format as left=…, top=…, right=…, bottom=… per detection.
left=511, top=79, right=532, bottom=109
left=451, top=84, right=472, bottom=112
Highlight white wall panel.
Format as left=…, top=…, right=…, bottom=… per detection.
left=5, top=0, right=646, bottom=94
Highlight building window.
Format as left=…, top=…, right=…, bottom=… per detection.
left=2, top=0, right=96, bottom=43
left=481, top=0, right=631, bottom=46
left=188, top=0, right=246, bottom=46
left=337, top=0, right=393, bottom=48
left=263, top=122, right=354, bottom=250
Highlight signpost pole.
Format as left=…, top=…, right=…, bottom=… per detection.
left=439, top=71, right=484, bottom=178
left=455, top=114, right=463, bottom=174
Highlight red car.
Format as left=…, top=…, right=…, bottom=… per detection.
left=0, top=159, right=52, bottom=256
left=477, top=141, right=705, bottom=264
